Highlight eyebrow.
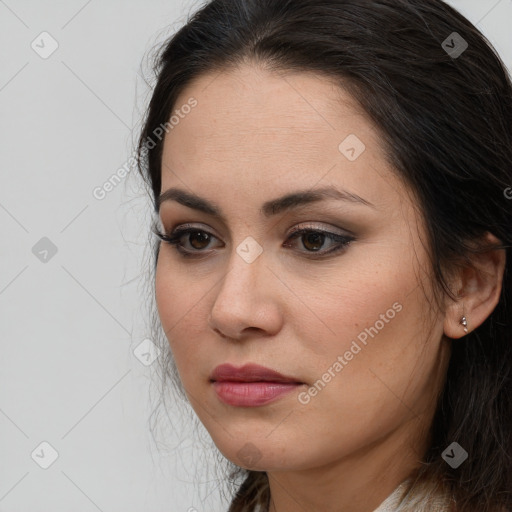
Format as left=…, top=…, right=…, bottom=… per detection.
left=157, top=186, right=376, bottom=219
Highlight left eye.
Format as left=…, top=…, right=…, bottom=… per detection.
left=284, top=228, right=354, bottom=255
left=153, top=225, right=355, bottom=257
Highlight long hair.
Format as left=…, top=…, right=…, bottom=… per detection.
left=136, top=1, right=512, bottom=510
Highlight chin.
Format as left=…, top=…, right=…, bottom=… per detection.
left=208, top=432, right=312, bottom=472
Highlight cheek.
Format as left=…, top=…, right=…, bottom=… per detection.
left=155, top=257, right=207, bottom=364
left=155, top=257, right=179, bottom=336
left=295, top=252, right=412, bottom=358
left=295, top=248, right=437, bottom=406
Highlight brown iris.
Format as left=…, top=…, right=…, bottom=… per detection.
left=302, top=232, right=324, bottom=252
left=189, top=231, right=211, bottom=250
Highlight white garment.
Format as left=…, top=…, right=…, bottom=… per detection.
left=372, top=478, right=453, bottom=512
left=372, top=481, right=409, bottom=512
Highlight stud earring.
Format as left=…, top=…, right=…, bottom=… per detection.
left=460, top=315, right=468, bottom=333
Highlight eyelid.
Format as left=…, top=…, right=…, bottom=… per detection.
left=288, top=222, right=354, bottom=238
left=167, top=222, right=221, bottom=238
left=160, top=220, right=353, bottom=239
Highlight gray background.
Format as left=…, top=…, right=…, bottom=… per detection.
left=0, top=1, right=510, bottom=511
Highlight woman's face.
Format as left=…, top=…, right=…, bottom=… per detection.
left=155, top=64, right=451, bottom=473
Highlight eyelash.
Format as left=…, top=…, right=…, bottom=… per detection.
left=153, top=223, right=355, bottom=259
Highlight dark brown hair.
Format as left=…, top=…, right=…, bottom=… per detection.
left=136, top=1, right=512, bottom=510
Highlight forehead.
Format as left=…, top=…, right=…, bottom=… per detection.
left=166, top=66, right=373, bottom=157
left=160, top=63, right=406, bottom=214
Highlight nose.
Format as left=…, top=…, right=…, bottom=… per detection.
left=207, top=249, right=284, bottom=341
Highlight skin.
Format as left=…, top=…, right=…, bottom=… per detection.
left=154, top=63, right=505, bottom=512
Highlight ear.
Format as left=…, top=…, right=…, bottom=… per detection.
left=443, top=232, right=506, bottom=339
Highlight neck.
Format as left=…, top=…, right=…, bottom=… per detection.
left=266, top=418, right=429, bottom=512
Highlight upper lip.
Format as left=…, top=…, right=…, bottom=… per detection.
left=210, top=363, right=302, bottom=383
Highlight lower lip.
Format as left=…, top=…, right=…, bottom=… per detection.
left=212, top=381, right=302, bottom=407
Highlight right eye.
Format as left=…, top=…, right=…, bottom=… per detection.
left=153, top=225, right=223, bottom=258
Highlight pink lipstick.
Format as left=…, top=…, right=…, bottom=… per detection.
left=210, top=363, right=303, bottom=407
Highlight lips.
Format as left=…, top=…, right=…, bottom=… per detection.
left=209, top=363, right=302, bottom=384
left=210, top=363, right=303, bottom=407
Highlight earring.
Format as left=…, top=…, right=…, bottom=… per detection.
left=460, top=315, right=468, bottom=333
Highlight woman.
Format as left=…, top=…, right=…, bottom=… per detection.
left=136, top=0, right=512, bottom=510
